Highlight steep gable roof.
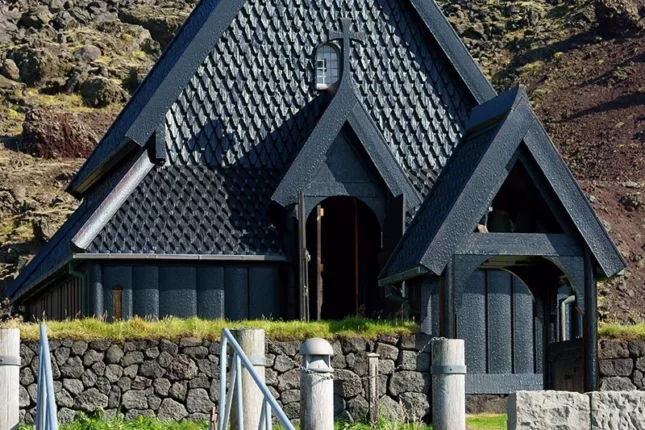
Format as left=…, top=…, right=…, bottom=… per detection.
left=12, top=0, right=497, bottom=301
left=67, top=0, right=494, bottom=197
left=380, top=86, right=626, bottom=282
left=272, top=83, right=422, bottom=210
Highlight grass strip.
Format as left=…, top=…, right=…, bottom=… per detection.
left=19, top=414, right=508, bottom=430
left=3, top=316, right=418, bottom=342
left=599, top=322, right=645, bottom=340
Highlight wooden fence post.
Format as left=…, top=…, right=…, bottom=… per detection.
left=300, top=338, right=334, bottom=430
left=0, top=328, right=20, bottom=430
left=367, top=352, right=379, bottom=425
left=230, top=329, right=265, bottom=430
left=431, top=338, right=466, bottom=430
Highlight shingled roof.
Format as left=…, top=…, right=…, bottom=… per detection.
left=272, top=79, right=422, bottom=211
left=11, top=0, right=496, bottom=300
left=66, top=0, right=494, bottom=197
left=380, top=86, right=627, bottom=283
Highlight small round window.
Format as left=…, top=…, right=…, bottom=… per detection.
left=316, top=44, right=340, bottom=90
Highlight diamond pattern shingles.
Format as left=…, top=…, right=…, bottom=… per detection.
left=165, top=0, right=474, bottom=184
left=89, top=166, right=285, bottom=256
left=382, top=123, right=501, bottom=278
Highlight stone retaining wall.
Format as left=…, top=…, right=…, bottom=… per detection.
left=18, top=334, right=434, bottom=424
left=598, top=338, right=645, bottom=390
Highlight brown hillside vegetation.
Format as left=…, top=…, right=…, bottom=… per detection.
left=1, top=0, right=644, bottom=324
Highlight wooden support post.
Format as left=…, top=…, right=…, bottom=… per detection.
left=354, top=198, right=359, bottom=316
left=298, top=191, right=310, bottom=321
left=316, top=204, right=323, bottom=321
left=443, top=260, right=456, bottom=338
left=584, top=248, right=598, bottom=392
left=431, top=338, right=466, bottom=430
left=367, top=353, right=379, bottom=425
left=88, top=263, right=103, bottom=317
left=231, top=329, right=265, bottom=430
left=300, top=338, right=334, bottom=430
left=0, top=328, right=20, bottom=430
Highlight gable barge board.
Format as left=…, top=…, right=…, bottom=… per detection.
left=67, top=0, right=247, bottom=195
left=523, top=121, right=626, bottom=277
left=456, top=234, right=583, bottom=258
left=380, top=86, right=626, bottom=284
left=409, top=0, right=496, bottom=104
left=420, top=100, right=536, bottom=276
left=378, top=87, right=534, bottom=283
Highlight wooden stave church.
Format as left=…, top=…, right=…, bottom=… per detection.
left=8, top=0, right=625, bottom=394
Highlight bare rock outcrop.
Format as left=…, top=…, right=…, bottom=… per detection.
left=21, top=107, right=116, bottom=159
left=595, top=0, right=645, bottom=36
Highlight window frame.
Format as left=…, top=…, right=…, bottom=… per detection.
left=315, top=43, right=340, bottom=90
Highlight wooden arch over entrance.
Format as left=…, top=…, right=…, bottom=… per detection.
left=450, top=253, right=586, bottom=394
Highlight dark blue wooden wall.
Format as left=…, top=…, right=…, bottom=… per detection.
left=456, top=269, right=544, bottom=393
left=99, top=262, right=284, bottom=320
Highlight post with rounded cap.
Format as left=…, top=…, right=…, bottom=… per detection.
left=300, top=338, right=334, bottom=430
left=367, top=352, right=379, bottom=425
left=0, top=328, right=20, bottom=430
left=431, top=338, right=466, bottom=430
left=230, top=328, right=265, bottom=430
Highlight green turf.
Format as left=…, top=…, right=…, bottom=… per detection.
left=599, top=322, right=645, bottom=340
left=3, top=316, right=418, bottom=342
left=464, top=414, right=507, bottom=429
left=4, top=316, right=642, bottom=343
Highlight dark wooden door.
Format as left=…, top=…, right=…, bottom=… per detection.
left=456, top=269, right=544, bottom=394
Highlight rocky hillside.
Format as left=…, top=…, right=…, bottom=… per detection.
left=1, top=0, right=644, bottom=323
left=0, top=0, right=197, bottom=296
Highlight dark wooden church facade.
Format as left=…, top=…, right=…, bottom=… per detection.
left=9, top=0, right=625, bottom=394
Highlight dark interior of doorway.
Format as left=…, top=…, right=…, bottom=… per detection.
left=306, top=196, right=381, bottom=320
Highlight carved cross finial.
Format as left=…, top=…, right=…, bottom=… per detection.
left=325, top=17, right=365, bottom=84
left=328, top=18, right=365, bottom=45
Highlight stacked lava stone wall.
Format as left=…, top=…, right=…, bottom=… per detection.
left=19, top=334, right=434, bottom=424
left=598, top=338, right=645, bottom=391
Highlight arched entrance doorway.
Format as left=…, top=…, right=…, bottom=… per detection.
left=306, top=196, right=381, bottom=320
left=454, top=256, right=584, bottom=393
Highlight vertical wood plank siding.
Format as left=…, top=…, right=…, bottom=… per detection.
left=99, top=263, right=284, bottom=320
left=25, top=276, right=83, bottom=321
left=457, top=269, right=541, bottom=377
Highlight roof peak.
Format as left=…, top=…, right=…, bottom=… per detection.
left=380, top=89, right=625, bottom=281
left=272, top=83, right=421, bottom=211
